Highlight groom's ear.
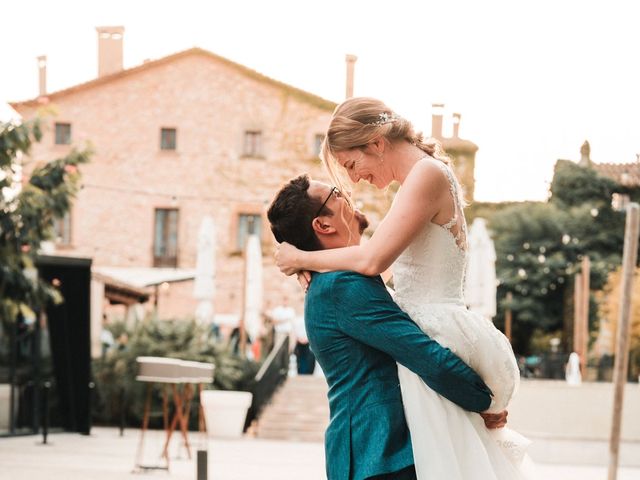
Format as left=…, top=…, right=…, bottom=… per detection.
left=311, top=216, right=336, bottom=236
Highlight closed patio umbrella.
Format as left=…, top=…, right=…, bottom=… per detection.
left=193, top=216, right=216, bottom=324
left=243, top=234, right=263, bottom=343
left=464, top=217, right=497, bottom=320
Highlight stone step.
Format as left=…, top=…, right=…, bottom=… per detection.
left=256, top=376, right=330, bottom=442
left=258, top=433, right=324, bottom=443
left=258, top=423, right=327, bottom=432
left=260, top=409, right=328, bottom=418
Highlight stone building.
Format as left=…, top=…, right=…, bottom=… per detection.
left=10, top=27, right=361, bottom=330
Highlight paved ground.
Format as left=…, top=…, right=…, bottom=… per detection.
left=1, top=427, right=640, bottom=480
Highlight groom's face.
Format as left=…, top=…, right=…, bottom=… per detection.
left=308, top=180, right=369, bottom=249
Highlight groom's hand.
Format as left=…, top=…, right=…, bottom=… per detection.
left=480, top=410, right=508, bottom=429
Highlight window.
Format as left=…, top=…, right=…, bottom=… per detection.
left=55, top=123, right=71, bottom=145
left=243, top=131, right=263, bottom=157
left=237, top=214, right=262, bottom=250
left=54, top=212, right=71, bottom=245
left=153, top=208, right=179, bottom=267
left=160, top=128, right=177, bottom=150
left=314, top=134, right=324, bottom=156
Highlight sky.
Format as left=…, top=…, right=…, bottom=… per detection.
left=2, top=0, right=639, bottom=202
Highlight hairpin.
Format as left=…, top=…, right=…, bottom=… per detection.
left=367, top=112, right=399, bottom=127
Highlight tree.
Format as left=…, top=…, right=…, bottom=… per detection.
left=0, top=118, right=90, bottom=325
left=550, top=160, right=619, bottom=208
left=488, top=160, right=626, bottom=353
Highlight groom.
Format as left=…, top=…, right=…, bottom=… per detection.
left=267, top=175, right=501, bottom=480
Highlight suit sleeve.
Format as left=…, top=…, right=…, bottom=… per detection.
left=332, top=272, right=492, bottom=413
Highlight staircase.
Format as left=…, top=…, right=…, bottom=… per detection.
left=256, top=375, right=329, bottom=442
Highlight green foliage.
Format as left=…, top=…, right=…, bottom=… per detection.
left=92, top=318, right=260, bottom=428
left=485, top=160, right=629, bottom=353
left=465, top=201, right=529, bottom=226
left=0, top=119, right=91, bottom=324
left=528, top=330, right=564, bottom=355
left=550, top=160, right=618, bottom=208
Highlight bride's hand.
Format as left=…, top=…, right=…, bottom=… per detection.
left=296, top=270, right=312, bottom=293
left=275, top=242, right=302, bottom=276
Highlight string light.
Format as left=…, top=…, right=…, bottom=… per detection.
left=81, top=182, right=267, bottom=204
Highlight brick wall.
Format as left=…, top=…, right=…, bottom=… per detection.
left=15, top=51, right=391, bottom=319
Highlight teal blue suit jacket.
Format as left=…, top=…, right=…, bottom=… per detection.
left=305, top=271, right=492, bottom=480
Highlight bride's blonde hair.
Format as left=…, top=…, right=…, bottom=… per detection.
left=320, top=97, right=449, bottom=197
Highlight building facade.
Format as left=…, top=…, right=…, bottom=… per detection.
left=11, top=29, right=356, bottom=323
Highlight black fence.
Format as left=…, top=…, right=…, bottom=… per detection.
left=244, top=335, right=290, bottom=431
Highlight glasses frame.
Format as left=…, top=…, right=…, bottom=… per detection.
left=315, top=186, right=339, bottom=218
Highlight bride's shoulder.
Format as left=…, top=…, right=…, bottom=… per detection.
left=404, top=156, right=451, bottom=196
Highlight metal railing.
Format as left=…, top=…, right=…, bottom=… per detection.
left=243, top=334, right=290, bottom=431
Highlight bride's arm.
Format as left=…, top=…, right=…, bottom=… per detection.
left=277, top=160, right=449, bottom=276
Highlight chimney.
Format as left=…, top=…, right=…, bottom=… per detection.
left=96, top=26, right=124, bottom=77
left=452, top=113, right=461, bottom=138
left=37, top=55, right=47, bottom=96
left=431, top=103, right=445, bottom=139
left=345, top=54, right=357, bottom=99
left=579, top=140, right=591, bottom=167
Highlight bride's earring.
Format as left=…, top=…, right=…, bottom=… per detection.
left=377, top=152, right=384, bottom=163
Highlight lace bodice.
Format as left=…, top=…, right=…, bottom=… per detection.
left=393, top=159, right=468, bottom=306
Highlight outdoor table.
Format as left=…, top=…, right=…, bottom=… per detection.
left=134, top=357, right=214, bottom=472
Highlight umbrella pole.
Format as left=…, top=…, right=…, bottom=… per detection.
left=504, top=292, right=513, bottom=343
left=239, top=242, right=248, bottom=356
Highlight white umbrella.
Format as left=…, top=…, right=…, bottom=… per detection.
left=193, top=216, right=216, bottom=323
left=464, top=217, right=497, bottom=319
left=243, top=234, right=263, bottom=341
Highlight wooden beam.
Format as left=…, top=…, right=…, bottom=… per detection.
left=573, top=273, right=583, bottom=358
left=608, top=203, right=640, bottom=480
left=505, top=292, right=513, bottom=343
left=580, top=256, right=591, bottom=374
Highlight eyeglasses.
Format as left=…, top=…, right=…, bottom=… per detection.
left=315, top=186, right=341, bottom=217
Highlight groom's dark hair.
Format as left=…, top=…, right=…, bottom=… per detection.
left=267, top=174, right=331, bottom=252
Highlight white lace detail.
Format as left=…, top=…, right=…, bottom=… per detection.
left=391, top=157, right=531, bottom=477
left=432, top=160, right=468, bottom=252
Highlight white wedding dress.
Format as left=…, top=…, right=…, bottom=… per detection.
left=392, top=158, right=536, bottom=479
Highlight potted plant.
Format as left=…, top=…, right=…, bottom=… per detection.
left=201, top=348, right=257, bottom=438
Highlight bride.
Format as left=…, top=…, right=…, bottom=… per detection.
left=275, top=97, right=535, bottom=479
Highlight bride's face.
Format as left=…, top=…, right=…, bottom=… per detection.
left=335, top=148, right=391, bottom=190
